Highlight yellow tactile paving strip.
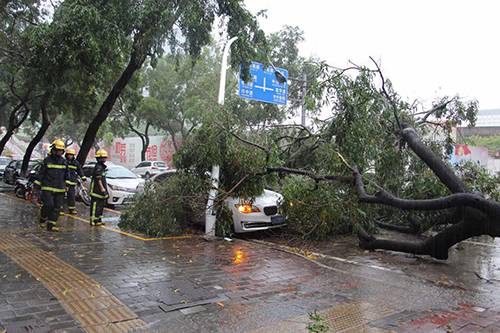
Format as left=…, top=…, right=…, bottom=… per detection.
left=0, top=233, right=147, bottom=333
left=323, top=301, right=396, bottom=332
left=249, top=301, right=396, bottom=333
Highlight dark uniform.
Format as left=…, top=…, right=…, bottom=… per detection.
left=65, top=158, right=85, bottom=214
left=34, top=154, right=68, bottom=231
left=89, top=161, right=108, bottom=225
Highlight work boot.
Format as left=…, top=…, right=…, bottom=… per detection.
left=47, top=221, right=59, bottom=232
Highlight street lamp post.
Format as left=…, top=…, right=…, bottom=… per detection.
left=299, top=72, right=307, bottom=126
left=205, top=36, right=238, bottom=239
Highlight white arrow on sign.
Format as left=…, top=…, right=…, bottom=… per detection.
left=254, top=77, right=274, bottom=93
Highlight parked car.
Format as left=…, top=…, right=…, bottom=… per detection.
left=82, top=162, right=144, bottom=206
left=3, top=160, right=41, bottom=185
left=143, top=170, right=287, bottom=233
left=131, top=161, right=168, bottom=179
left=0, top=156, right=13, bottom=177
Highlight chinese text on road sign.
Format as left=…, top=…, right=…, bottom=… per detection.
left=239, top=62, right=288, bottom=105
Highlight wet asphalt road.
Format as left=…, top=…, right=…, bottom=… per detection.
left=1, top=181, right=500, bottom=332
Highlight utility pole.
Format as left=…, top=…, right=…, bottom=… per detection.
left=205, top=36, right=238, bottom=239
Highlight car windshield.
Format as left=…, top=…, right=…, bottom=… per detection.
left=0, top=158, right=10, bottom=165
left=107, top=166, right=138, bottom=179
left=154, top=162, right=166, bottom=168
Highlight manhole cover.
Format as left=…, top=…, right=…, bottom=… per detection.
left=159, top=294, right=229, bottom=313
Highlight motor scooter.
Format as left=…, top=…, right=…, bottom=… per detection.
left=14, top=170, right=38, bottom=202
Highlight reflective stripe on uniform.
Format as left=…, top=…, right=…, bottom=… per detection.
left=41, top=186, right=66, bottom=193
left=34, top=180, right=41, bottom=185
left=47, top=164, right=66, bottom=169
left=65, top=180, right=77, bottom=185
left=68, top=165, right=78, bottom=170
left=91, top=201, right=97, bottom=222
left=90, top=181, right=107, bottom=198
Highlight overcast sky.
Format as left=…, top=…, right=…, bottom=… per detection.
left=244, top=0, right=500, bottom=110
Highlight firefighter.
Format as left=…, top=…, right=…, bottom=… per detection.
left=64, top=148, right=85, bottom=214
left=89, top=149, right=108, bottom=226
left=34, top=139, right=67, bottom=232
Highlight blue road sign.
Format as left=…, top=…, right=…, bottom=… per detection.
left=239, top=62, right=288, bottom=105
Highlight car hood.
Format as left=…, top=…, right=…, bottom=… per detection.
left=225, top=189, right=283, bottom=206
left=107, top=178, right=144, bottom=190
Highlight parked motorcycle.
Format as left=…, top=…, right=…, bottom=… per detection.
left=14, top=170, right=37, bottom=202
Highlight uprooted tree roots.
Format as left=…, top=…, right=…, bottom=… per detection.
left=270, top=125, right=500, bottom=260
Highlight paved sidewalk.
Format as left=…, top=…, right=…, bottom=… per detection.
left=1, top=191, right=500, bottom=332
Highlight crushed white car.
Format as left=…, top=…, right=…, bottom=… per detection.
left=144, top=171, right=286, bottom=233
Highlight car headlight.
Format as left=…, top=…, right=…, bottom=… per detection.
left=108, top=184, right=132, bottom=192
left=235, top=203, right=260, bottom=214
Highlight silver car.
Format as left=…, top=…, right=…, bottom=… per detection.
left=0, top=156, right=13, bottom=177
left=131, top=161, right=168, bottom=179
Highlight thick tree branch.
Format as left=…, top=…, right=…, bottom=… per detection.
left=352, top=168, right=498, bottom=215
left=400, top=125, right=467, bottom=193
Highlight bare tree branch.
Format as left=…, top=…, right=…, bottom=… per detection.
left=369, top=56, right=402, bottom=130
left=267, top=167, right=353, bottom=184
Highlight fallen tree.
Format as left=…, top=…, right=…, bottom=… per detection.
left=123, top=55, right=497, bottom=259
left=243, top=60, right=496, bottom=259
left=270, top=124, right=500, bottom=260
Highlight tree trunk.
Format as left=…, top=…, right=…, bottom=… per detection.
left=166, top=125, right=179, bottom=151
left=0, top=128, right=15, bottom=156
left=21, top=101, right=50, bottom=176
left=140, top=123, right=150, bottom=161
left=0, top=103, right=29, bottom=156
left=76, top=54, right=144, bottom=165
left=126, top=116, right=150, bottom=162
left=0, top=98, right=9, bottom=126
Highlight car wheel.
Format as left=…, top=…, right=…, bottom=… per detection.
left=15, top=186, right=24, bottom=198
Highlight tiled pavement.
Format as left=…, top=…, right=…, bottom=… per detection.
left=2, top=191, right=500, bottom=332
